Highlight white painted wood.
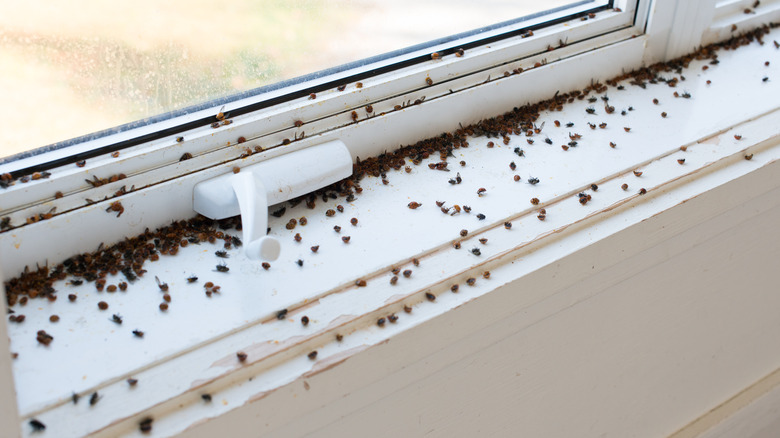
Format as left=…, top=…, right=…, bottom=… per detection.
left=180, top=159, right=780, bottom=438
left=671, top=367, right=780, bottom=438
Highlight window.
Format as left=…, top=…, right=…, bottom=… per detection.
left=8, top=1, right=777, bottom=436
left=1, top=0, right=601, bottom=162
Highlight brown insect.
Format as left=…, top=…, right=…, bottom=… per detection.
left=734, top=134, right=742, bottom=140
left=139, top=417, right=153, bottom=433
left=661, top=112, right=667, bottom=118
left=633, top=170, right=643, bottom=177
left=36, top=330, right=53, bottom=346
left=677, top=158, right=685, bottom=164
left=404, top=305, right=413, bottom=313
left=460, top=229, right=468, bottom=237
left=310, top=245, right=319, bottom=253
left=621, top=183, right=629, bottom=191
left=342, top=236, right=351, bottom=244
left=624, top=127, right=631, bottom=132
left=390, top=276, right=398, bottom=285
left=333, top=225, right=341, bottom=233
left=425, top=292, right=436, bottom=301
left=237, top=352, right=248, bottom=362
left=308, top=93, right=316, bottom=100
left=639, top=188, right=647, bottom=195
left=159, top=303, right=169, bottom=311
left=98, top=301, right=108, bottom=310
left=294, top=233, right=302, bottom=242
left=483, top=271, right=491, bottom=279
left=530, top=198, right=540, bottom=205
left=155, top=276, right=169, bottom=291
left=466, top=278, right=476, bottom=286
left=355, top=279, right=366, bottom=287
left=308, top=351, right=318, bottom=360
left=477, top=188, right=487, bottom=196
left=350, top=218, right=358, bottom=226
left=301, top=316, right=309, bottom=326
left=403, top=269, right=412, bottom=278
left=408, top=202, right=422, bottom=209
left=455, top=48, right=465, bottom=57
left=106, top=201, right=124, bottom=217
left=745, top=153, right=753, bottom=160
left=504, top=222, right=512, bottom=229
left=426, top=77, right=433, bottom=86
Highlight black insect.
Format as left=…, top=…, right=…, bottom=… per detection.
left=215, top=250, right=229, bottom=258
left=187, top=275, right=198, bottom=283
left=133, top=329, right=144, bottom=338
left=585, top=106, right=596, bottom=114
left=296, top=259, right=304, bottom=267
left=216, top=262, right=229, bottom=272
left=471, top=248, right=481, bottom=256
left=544, top=137, right=552, bottom=145
left=276, top=309, right=288, bottom=320
left=202, top=394, right=212, bottom=402
left=232, top=236, right=242, bottom=247
left=111, top=314, right=123, bottom=325
left=513, top=147, right=524, bottom=157
left=476, top=213, right=486, bottom=220
left=72, top=392, right=80, bottom=404
left=29, top=419, right=45, bottom=431
left=565, top=122, right=574, bottom=127
left=528, top=177, right=540, bottom=185
left=89, top=391, right=101, bottom=406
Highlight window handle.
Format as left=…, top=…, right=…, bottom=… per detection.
left=193, top=140, right=353, bottom=260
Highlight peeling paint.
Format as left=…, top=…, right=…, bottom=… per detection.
left=304, top=345, right=370, bottom=379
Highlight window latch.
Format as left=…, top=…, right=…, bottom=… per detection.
left=193, top=140, right=352, bottom=260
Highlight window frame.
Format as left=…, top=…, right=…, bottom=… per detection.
left=0, top=1, right=646, bottom=275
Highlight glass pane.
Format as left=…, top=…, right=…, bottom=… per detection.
left=0, top=0, right=583, bottom=159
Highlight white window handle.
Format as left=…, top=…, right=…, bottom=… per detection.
left=193, top=140, right=353, bottom=260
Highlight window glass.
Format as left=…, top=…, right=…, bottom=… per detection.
left=0, top=0, right=580, bottom=159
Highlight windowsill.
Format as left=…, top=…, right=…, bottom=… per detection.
left=4, top=24, right=780, bottom=437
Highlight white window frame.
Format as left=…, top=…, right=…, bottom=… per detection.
left=4, top=0, right=780, bottom=436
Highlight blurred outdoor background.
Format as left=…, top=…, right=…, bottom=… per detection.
left=0, top=0, right=573, bottom=158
